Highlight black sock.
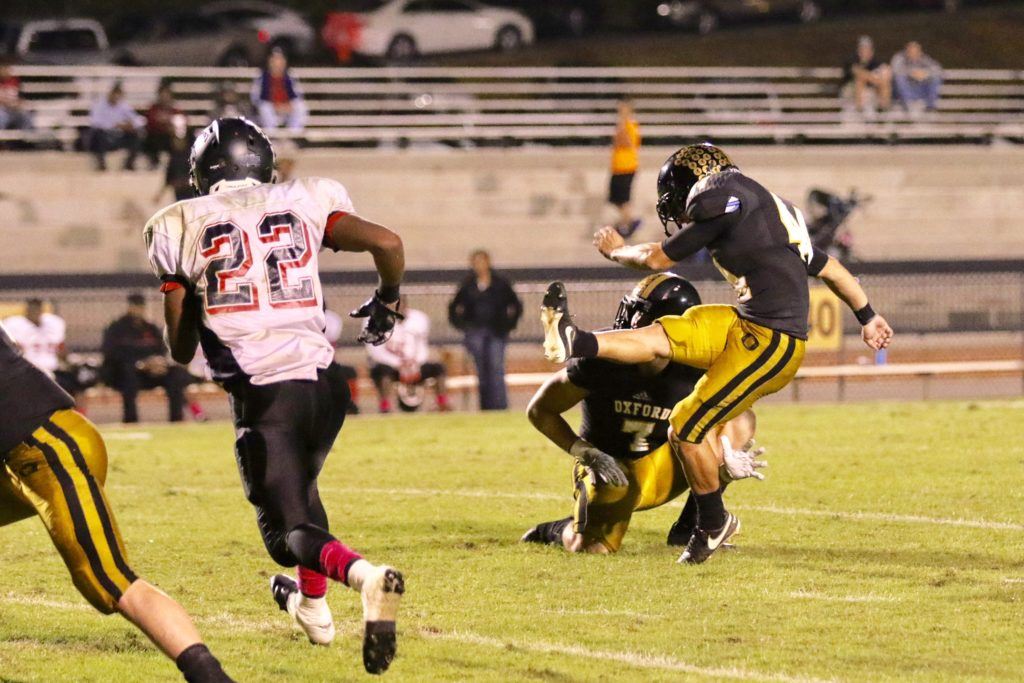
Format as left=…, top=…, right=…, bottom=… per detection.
left=571, top=330, right=598, bottom=359
left=693, top=490, right=727, bottom=531
left=176, top=644, right=231, bottom=683
left=529, top=517, right=573, bottom=546
left=667, top=493, right=699, bottom=544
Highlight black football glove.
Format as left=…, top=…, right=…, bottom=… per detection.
left=350, top=291, right=404, bottom=345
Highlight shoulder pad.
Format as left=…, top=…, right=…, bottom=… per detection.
left=685, top=171, right=742, bottom=222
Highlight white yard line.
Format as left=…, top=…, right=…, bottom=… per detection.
left=733, top=504, right=1024, bottom=531
left=103, top=483, right=1024, bottom=532
left=420, top=629, right=835, bottom=683
left=1, top=594, right=830, bottom=682
left=788, top=590, right=899, bottom=604
left=101, top=431, right=153, bottom=441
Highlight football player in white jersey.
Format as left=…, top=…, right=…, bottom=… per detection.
left=144, top=118, right=406, bottom=675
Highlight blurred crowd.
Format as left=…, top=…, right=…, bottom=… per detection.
left=1, top=248, right=524, bottom=422
left=842, top=37, right=943, bottom=114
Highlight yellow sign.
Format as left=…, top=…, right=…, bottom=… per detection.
left=807, top=286, right=842, bottom=350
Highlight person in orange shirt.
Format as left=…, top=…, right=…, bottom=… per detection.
left=608, top=97, right=642, bottom=237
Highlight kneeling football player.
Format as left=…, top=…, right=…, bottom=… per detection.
left=0, top=323, right=233, bottom=682
left=522, top=275, right=766, bottom=554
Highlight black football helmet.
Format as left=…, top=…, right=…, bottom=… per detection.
left=656, top=143, right=737, bottom=235
left=189, top=116, right=275, bottom=196
left=613, top=273, right=701, bottom=330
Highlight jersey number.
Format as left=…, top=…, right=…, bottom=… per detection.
left=200, top=211, right=317, bottom=314
left=622, top=419, right=656, bottom=453
left=771, top=193, right=813, bottom=265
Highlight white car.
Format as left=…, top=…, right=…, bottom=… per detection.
left=335, top=0, right=534, bottom=61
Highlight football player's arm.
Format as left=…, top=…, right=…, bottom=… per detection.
left=526, top=370, right=589, bottom=453
left=324, top=213, right=404, bottom=294
left=815, top=256, right=894, bottom=351
left=161, top=286, right=201, bottom=365
left=594, top=217, right=727, bottom=271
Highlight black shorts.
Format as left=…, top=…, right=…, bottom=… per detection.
left=609, top=172, right=635, bottom=206
left=370, top=362, right=445, bottom=387
left=226, top=363, right=351, bottom=565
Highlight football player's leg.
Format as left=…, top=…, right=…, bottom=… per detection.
left=370, top=364, right=398, bottom=413
left=420, top=362, right=450, bottom=411
left=568, top=462, right=639, bottom=553
left=8, top=410, right=231, bottom=681
left=671, top=322, right=804, bottom=563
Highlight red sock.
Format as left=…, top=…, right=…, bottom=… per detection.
left=297, top=566, right=328, bottom=598
left=436, top=394, right=449, bottom=408
left=188, top=402, right=205, bottom=418
left=379, top=399, right=391, bottom=413
left=319, top=540, right=363, bottom=586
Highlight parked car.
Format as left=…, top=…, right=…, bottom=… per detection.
left=646, top=0, right=821, bottom=34
left=198, top=1, right=317, bottom=59
left=323, top=0, right=534, bottom=62
left=483, top=1, right=597, bottom=37
left=111, top=11, right=269, bottom=66
left=0, top=18, right=112, bottom=65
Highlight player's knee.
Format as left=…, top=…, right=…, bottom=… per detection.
left=70, top=566, right=124, bottom=615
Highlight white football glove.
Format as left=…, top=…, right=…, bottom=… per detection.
left=719, top=435, right=768, bottom=483
left=569, top=439, right=628, bottom=488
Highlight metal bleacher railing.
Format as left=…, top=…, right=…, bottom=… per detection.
left=4, top=65, right=1024, bottom=148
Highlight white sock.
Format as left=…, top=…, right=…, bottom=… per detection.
left=346, top=559, right=373, bottom=592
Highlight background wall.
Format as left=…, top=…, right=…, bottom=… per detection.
left=2, top=145, right=1023, bottom=273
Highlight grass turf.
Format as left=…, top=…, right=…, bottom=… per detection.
left=1, top=400, right=1023, bottom=682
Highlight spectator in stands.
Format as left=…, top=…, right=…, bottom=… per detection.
left=892, top=41, right=942, bottom=112
left=843, top=36, right=892, bottom=112
left=143, top=80, right=183, bottom=169
left=608, top=96, right=641, bottom=237
left=210, top=81, right=253, bottom=120
left=88, top=82, right=144, bottom=171
left=101, top=293, right=192, bottom=423
left=0, top=62, right=32, bottom=130
left=367, top=297, right=450, bottom=414
left=5, top=299, right=97, bottom=407
left=448, top=250, right=522, bottom=411
left=251, top=48, right=307, bottom=131
left=153, top=114, right=193, bottom=204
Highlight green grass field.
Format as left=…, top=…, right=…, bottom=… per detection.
left=2, top=401, right=1023, bottom=682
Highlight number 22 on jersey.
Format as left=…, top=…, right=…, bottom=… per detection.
left=200, top=211, right=317, bottom=314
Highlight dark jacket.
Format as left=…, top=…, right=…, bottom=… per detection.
left=101, top=315, right=164, bottom=383
left=448, top=273, right=523, bottom=338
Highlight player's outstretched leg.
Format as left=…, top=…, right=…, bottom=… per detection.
left=270, top=570, right=336, bottom=646
left=285, top=525, right=405, bottom=674
left=541, top=282, right=579, bottom=363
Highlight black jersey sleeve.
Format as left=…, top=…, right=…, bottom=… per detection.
left=806, top=246, right=829, bottom=276
left=661, top=214, right=732, bottom=262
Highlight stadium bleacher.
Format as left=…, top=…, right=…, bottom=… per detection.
left=4, top=65, right=1024, bottom=147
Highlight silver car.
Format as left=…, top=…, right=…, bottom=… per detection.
left=113, top=11, right=268, bottom=66
left=198, top=1, right=317, bottom=59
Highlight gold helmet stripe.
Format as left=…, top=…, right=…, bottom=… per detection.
left=637, top=273, right=672, bottom=299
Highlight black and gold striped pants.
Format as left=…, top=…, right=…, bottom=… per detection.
left=657, top=305, right=805, bottom=444
left=0, top=409, right=137, bottom=613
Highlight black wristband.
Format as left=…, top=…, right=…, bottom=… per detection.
left=377, top=284, right=400, bottom=304
left=854, top=303, right=876, bottom=326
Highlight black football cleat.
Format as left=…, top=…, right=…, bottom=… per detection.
left=677, top=512, right=740, bottom=565
left=271, top=574, right=297, bottom=612
left=361, top=566, right=405, bottom=675
left=541, top=282, right=578, bottom=363
left=666, top=517, right=696, bottom=547
left=521, top=517, right=573, bottom=546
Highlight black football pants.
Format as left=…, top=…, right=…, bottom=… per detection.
left=228, top=364, right=350, bottom=568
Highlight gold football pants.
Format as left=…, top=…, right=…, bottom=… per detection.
left=1, top=409, right=136, bottom=613
left=656, top=305, right=804, bottom=443
left=572, top=442, right=689, bottom=553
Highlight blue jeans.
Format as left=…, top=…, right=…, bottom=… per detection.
left=894, top=74, right=941, bottom=110
left=464, top=329, right=508, bottom=411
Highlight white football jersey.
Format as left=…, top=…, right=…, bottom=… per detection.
left=366, top=308, right=430, bottom=370
left=2, top=313, right=65, bottom=375
left=144, top=177, right=354, bottom=385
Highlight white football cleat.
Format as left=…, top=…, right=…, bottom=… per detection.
left=270, top=574, right=336, bottom=646
left=360, top=565, right=405, bottom=675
